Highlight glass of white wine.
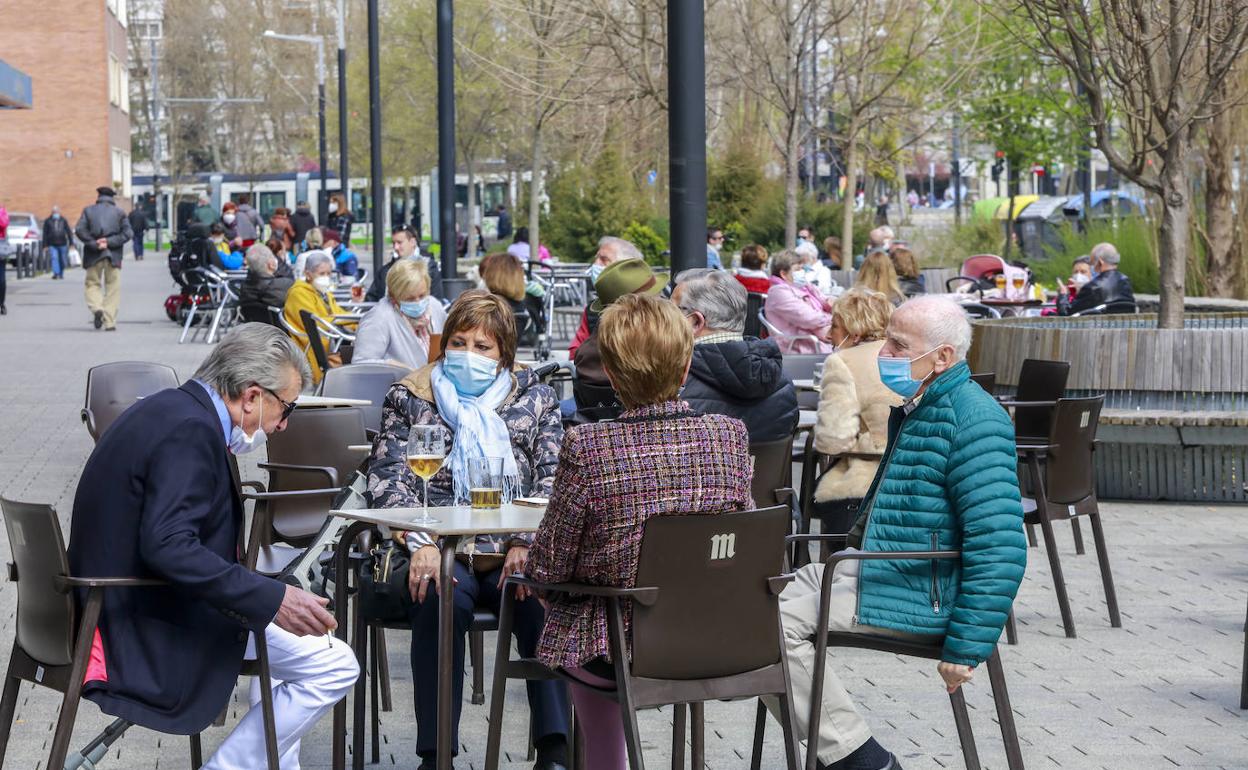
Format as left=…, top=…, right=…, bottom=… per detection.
left=407, top=424, right=448, bottom=525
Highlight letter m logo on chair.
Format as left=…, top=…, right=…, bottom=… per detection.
left=709, top=532, right=736, bottom=560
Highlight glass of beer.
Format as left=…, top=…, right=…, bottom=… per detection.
left=468, top=457, right=505, bottom=509
left=350, top=281, right=365, bottom=303
left=407, top=424, right=448, bottom=524
left=994, top=273, right=1007, bottom=295
left=1011, top=274, right=1026, bottom=298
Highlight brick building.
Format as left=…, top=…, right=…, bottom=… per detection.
left=0, top=0, right=132, bottom=219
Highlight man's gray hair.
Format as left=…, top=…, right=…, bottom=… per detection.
left=794, top=241, right=819, bottom=261
left=305, top=251, right=334, bottom=274
left=1090, top=242, right=1120, bottom=265
left=245, top=243, right=277, bottom=275
left=193, top=323, right=311, bottom=399
left=896, top=295, right=973, bottom=361
left=674, top=268, right=747, bottom=333
left=597, top=236, right=642, bottom=261
left=868, top=227, right=886, bottom=247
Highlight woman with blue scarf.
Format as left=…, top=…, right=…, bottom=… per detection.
left=366, top=290, right=569, bottom=770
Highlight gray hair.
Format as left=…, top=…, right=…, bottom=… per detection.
left=895, top=295, right=972, bottom=361
left=305, top=228, right=324, bottom=248
left=597, top=236, right=642, bottom=262
left=1090, top=242, right=1120, bottom=265
left=674, top=268, right=747, bottom=333
left=770, top=249, right=802, bottom=277
left=794, top=241, right=819, bottom=261
left=193, top=323, right=311, bottom=399
left=305, top=251, right=334, bottom=274
left=245, top=243, right=277, bottom=275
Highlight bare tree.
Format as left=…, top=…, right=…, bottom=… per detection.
left=1016, top=0, right=1248, bottom=326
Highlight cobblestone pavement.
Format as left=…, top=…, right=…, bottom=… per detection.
left=0, top=258, right=1245, bottom=769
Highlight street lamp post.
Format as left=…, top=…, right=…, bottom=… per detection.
left=264, top=30, right=327, bottom=223
left=336, top=0, right=349, bottom=202
left=667, top=0, right=708, bottom=278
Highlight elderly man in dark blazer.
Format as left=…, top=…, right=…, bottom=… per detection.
left=67, top=323, right=358, bottom=768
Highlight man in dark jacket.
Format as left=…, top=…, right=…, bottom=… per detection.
left=191, top=194, right=217, bottom=227
left=368, top=225, right=443, bottom=302
left=1061, top=241, right=1136, bottom=316
left=127, top=204, right=148, bottom=260
left=239, top=243, right=295, bottom=323
left=496, top=204, right=512, bottom=239
left=68, top=324, right=357, bottom=766
left=672, top=268, right=799, bottom=442
left=42, top=204, right=73, bottom=279
left=75, top=186, right=133, bottom=330
left=290, top=200, right=317, bottom=246
left=233, top=193, right=263, bottom=247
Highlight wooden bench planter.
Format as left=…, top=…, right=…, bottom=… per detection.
left=969, top=313, right=1248, bottom=503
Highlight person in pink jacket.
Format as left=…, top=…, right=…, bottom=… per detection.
left=764, top=248, right=834, bottom=354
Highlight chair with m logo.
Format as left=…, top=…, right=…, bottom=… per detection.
left=484, top=505, right=803, bottom=770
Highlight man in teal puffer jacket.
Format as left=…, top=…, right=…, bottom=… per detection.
left=772, top=296, right=1026, bottom=770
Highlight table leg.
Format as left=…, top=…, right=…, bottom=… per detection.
left=437, top=536, right=461, bottom=770
left=333, top=521, right=372, bottom=770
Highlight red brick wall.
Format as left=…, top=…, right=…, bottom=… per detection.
left=0, top=0, right=131, bottom=221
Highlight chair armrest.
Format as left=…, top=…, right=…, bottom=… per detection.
left=242, top=488, right=341, bottom=502
left=259, top=462, right=339, bottom=487
left=769, top=573, right=796, bottom=595
left=54, top=575, right=168, bottom=591
left=241, top=480, right=267, bottom=494
left=825, top=549, right=960, bottom=570
left=998, top=400, right=1059, bottom=408
left=504, top=575, right=660, bottom=607
left=787, top=533, right=849, bottom=548
left=81, top=408, right=97, bottom=439
left=1015, top=442, right=1058, bottom=454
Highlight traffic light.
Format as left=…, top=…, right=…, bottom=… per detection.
left=991, top=158, right=1005, bottom=183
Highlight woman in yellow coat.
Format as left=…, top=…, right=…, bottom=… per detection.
left=283, top=251, right=350, bottom=382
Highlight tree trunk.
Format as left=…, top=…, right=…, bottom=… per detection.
left=1204, top=105, right=1236, bottom=297
left=841, top=118, right=860, bottom=258
left=1156, top=157, right=1189, bottom=329
left=897, top=158, right=909, bottom=225
left=784, top=108, right=800, bottom=249
left=465, top=155, right=477, bottom=256
left=528, top=120, right=543, bottom=264
left=1004, top=163, right=1018, bottom=259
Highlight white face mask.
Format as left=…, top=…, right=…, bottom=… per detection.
left=312, top=275, right=333, bottom=292
left=1071, top=273, right=1091, bottom=286
left=223, top=213, right=236, bottom=224
left=228, top=398, right=267, bottom=455
left=328, top=202, right=339, bottom=213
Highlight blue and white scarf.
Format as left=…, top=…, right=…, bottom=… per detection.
left=430, top=363, right=521, bottom=504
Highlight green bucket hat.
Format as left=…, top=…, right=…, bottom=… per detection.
left=590, top=258, right=669, bottom=313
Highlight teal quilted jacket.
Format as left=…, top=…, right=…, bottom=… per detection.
left=846, top=361, right=1026, bottom=666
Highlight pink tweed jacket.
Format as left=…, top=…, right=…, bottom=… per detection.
left=527, top=400, right=753, bottom=670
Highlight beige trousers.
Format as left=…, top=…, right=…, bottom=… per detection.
left=84, top=260, right=121, bottom=328
left=767, top=556, right=938, bottom=765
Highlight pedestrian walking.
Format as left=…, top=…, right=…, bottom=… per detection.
left=191, top=194, right=217, bottom=227
left=233, top=193, right=263, bottom=248
left=0, top=202, right=9, bottom=315
left=326, top=192, right=354, bottom=245
left=128, top=203, right=148, bottom=261
left=290, top=200, right=317, bottom=247
left=42, top=205, right=73, bottom=279
left=75, top=186, right=132, bottom=331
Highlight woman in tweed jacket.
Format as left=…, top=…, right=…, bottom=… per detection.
left=528, top=294, right=753, bottom=769
left=366, top=291, right=570, bottom=769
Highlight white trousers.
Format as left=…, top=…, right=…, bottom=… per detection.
left=767, top=555, right=938, bottom=765
left=203, top=624, right=359, bottom=770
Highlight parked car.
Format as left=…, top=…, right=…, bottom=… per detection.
left=5, top=212, right=41, bottom=266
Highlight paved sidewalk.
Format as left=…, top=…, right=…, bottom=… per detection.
left=0, top=258, right=1245, bottom=769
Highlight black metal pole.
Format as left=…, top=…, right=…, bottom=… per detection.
left=437, top=0, right=457, bottom=279
left=667, top=0, right=707, bottom=277
left=952, top=112, right=962, bottom=227
left=318, top=81, right=328, bottom=225
left=337, top=1, right=349, bottom=199
left=367, top=0, right=384, bottom=275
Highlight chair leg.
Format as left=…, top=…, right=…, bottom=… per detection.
left=0, top=655, right=22, bottom=766
left=180, top=299, right=198, bottom=343
left=1242, top=594, right=1248, bottom=710
left=471, top=628, right=486, bottom=705
left=1070, top=518, right=1086, bottom=555
left=1005, top=607, right=1018, bottom=646
left=253, top=632, right=281, bottom=770
left=948, top=686, right=981, bottom=770
left=1039, top=517, right=1077, bottom=638
left=376, top=628, right=393, bottom=712
left=986, top=649, right=1025, bottom=770
left=1025, top=522, right=1038, bottom=547
left=49, top=589, right=104, bottom=770
left=690, top=702, right=704, bottom=769
left=484, top=586, right=518, bottom=770
left=370, top=629, right=381, bottom=764
left=352, top=606, right=367, bottom=770
left=671, top=703, right=686, bottom=769
left=190, top=733, right=204, bottom=768
left=775, top=692, right=803, bottom=770
left=1088, top=513, right=1122, bottom=628
left=749, top=700, right=766, bottom=770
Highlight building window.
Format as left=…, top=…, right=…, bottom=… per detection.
left=108, top=55, right=121, bottom=107
left=112, top=149, right=132, bottom=198
left=120, top=65, right=129, bottom=113
left=107, top=0, right=128, bottom=26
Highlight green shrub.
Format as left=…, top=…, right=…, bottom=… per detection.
left=1026, top=217, right=1160, bottom=294
left=621, top=221, right=669, bottom=267
left=916, top=218, right=1007, bottom=267
left=740, top=185, right=872, bottom=255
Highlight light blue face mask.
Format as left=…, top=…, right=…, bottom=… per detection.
left=877, top=347, right=940, bottom=400
left=442, top=350, right=501, bottom=398
left=792, top=267, right=812, bottom=286
left=588, top=263, right=606, bottom=285
left=398, top=298, right=429, bottom=319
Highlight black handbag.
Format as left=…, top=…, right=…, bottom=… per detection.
left=357, top=540, right=412, bottom=623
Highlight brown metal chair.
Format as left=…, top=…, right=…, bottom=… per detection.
left=969, top=371, right=996, bottom=394
left=780, top=353, right=825, bottom=410
left=80, top=361, right=179, bottom=442
left=759, top=534, right=1024, bottom=770
left=484, top=506, right=804, bottom=770
left=1017, top=395, right=1120, bottom=639
left=318, top=362, right=410, bottom=435
left=1000, top=359, right=1072, bottom=550
left=0, top=498, right=280, bottom=770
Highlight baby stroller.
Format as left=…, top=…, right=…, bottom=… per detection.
left=164, top=224, right=215, bottom=324
left=945, top=254, right=1030, bottom=299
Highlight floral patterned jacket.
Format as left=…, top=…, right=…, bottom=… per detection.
left=365, top=363, right=562, bottom=553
